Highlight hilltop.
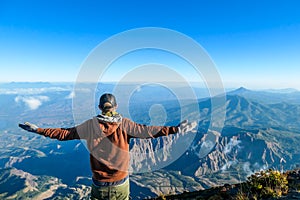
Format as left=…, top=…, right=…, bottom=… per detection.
left=150, top=168, right=300, bottom=200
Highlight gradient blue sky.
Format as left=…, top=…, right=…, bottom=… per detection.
left=1, top=0, right=300, bottom=89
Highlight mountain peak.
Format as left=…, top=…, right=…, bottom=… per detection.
left=235, top=86, right=248, bottom=92
left=227, top=87, right=250, bottom=95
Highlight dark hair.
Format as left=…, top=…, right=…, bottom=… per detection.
left=99, top=93, right=117, bottom=111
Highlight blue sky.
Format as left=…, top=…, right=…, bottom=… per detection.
left=1, top=0, right=300, bottom=89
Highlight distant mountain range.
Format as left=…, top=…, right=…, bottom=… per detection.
left=0, top=83, right=300, bottom=199
left=128, top=87, right=300, bottom=198
left=228, top=86, right=300, bottom=104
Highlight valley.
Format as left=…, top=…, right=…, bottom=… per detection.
left=0, top=82, right=300, bottom=199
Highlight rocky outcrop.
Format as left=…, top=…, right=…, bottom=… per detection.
left=149, top=168, right=300, bottom=200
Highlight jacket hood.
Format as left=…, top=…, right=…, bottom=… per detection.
left=96, top=113, right=122, bottom=136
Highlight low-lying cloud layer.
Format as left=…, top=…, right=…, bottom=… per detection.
left=0, top=87, right=71, bottom=95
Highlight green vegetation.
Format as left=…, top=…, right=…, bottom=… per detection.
left=241, top=169, right=288, bottom=199
left=152, top=168, right=300, bottom=200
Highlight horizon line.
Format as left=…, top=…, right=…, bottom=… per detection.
left=0, top=81, right=299, bottom=92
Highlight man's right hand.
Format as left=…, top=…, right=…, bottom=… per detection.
left=19, top=122, right=39, bottom=133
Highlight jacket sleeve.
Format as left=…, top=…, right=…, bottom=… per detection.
left=36, top=118, right=97, bottom=141
left=36, top=127, right=80, bottom=141
left=122, top=118, right=179, bottom=139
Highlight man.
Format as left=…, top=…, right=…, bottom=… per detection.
left=19, top=93, right=197, bottom=200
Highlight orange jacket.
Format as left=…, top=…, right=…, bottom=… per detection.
left=36, top=116, right=179, bottom=182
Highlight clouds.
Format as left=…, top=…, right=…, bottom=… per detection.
left=223, top=137, right=242, bottom=154
left=221, top=137, right=243, bottom=172
left=242, top=162, right=253, bottom=176
left=221, top=160, right=238, bottom=172
left=15, top=95, right=49, bottom=110
left=0, top=86, right=72, bottom=95
left=65, top=91, right=75, bottom=99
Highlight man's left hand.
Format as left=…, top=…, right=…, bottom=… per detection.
left=178, top=120, right=197, bottom=134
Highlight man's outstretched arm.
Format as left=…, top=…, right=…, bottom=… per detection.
left=19, top=122, right=80, bottom=141
left=123, top=119, right=197, bottom=139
